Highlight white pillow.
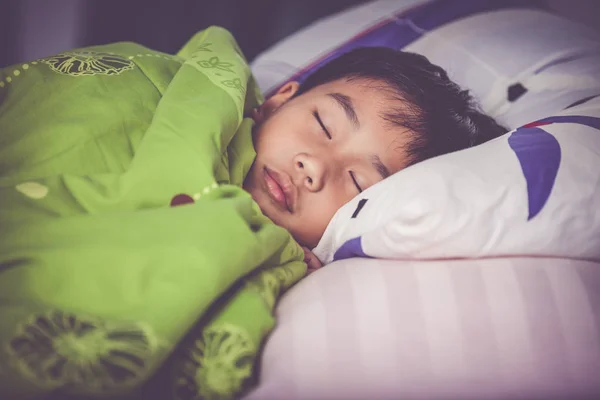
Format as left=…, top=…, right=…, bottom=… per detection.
left=251, top=1, right=600, bottom=130
left=314, top=98, right=600, bottom=264
left=251, top=0, right=424, bottom=95
left=401, top=7, right=600, bottom=127
left=245, top=257, right=600, bottom=400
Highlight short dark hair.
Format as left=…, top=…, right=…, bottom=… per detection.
left=296, top=47, right=508, bottom=166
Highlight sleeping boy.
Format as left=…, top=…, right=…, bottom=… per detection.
left=245, top=46, right=506, bottom=271
left=0, top=26, right=506, bottom=399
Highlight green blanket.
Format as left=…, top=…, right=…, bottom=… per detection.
left=0, top=27, right=306, bottom=399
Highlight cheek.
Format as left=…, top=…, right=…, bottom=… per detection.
left=256, top=113, right=305, bottom=152
left=291, top=191, right=349, bottom=247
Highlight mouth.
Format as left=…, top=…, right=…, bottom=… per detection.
left=263, top=167, right=293, bottom=212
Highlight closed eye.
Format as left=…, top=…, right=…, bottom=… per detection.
left=349, top=171, right=363, bottom=193
left=313, top=111, right=331, bottom=139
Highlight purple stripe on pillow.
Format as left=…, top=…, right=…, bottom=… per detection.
left=333, top=236, right=372, bottom=261
left=526, top=115, right=600, bottom=130
left=533, top=53, right=597, bottom=75
left=293, top=21, right=419, bottom=85
left=266, top=0, right=543, bottom=97
left=565, top=95, right=600, bottom=110
left=508, top=126, right=561, bottom=220
left=267, top=19, right=419, bottom=95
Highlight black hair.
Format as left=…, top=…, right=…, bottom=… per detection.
left=296, top=47, right=508, bottom=166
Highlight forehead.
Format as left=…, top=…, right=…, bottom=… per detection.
left=305, top=78, right=410, bottom=130
left=306, top=77, right=391, bottom=100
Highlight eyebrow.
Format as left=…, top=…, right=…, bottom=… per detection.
left=371, top=154, right=391, bottom=179
left=327, top=92, right=360, bottom=130
left=326, top=92, right=389, bottom=180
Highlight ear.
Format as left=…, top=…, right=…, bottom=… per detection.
left=253, top=81, right=300, bottom=123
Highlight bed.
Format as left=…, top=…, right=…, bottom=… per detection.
left=246, top=1, right=600, bottom=399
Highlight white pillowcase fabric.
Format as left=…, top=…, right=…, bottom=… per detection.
left=401, top=7, right=600, bottom=128
left=313, top=98, right=600, bottom=264
left=245, top=257, right=600, bottom=400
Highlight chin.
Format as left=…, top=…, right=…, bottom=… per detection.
left=252, top=193, right=279, bottom=225
left=260, top=206, right=299, bottom=241
left=290, top=230, right=317, bottom=249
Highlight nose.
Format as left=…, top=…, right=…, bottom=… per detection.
left=294, top=153, right=326, bottom=192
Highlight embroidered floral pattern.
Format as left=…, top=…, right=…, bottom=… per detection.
left=42, top=52, right=134, bottom=76
left=245, top=264, right=298, bottom=309
left=196, top=43, right=213, bottom=52
left=173, top=324, right=255, bottom=400
left=221, top=78, right=244, bottom=95
left=8, top=310, right=156, bottom=392
left=197, top=57, right=234, bottom=73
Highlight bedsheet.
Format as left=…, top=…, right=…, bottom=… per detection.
left=246, top=256, right=600, bottom=400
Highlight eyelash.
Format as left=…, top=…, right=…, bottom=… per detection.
left=313, top=110, right=361, bottom=192
left=313, top=111, right=332, bottom=139
left=350, top=171, right=363, bottom=193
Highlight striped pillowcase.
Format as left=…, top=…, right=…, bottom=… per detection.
left=246, top=257, right=600, bottom=399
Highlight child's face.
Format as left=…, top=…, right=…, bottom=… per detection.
left=244, top=79, right=412, bottom=248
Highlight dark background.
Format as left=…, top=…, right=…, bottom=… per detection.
left=1, top=0, right=368, bottom=68
left=2, top=0, right=599, bottom=69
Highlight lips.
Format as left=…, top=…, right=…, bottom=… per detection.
left=263, top=167, right=293, bottom=211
